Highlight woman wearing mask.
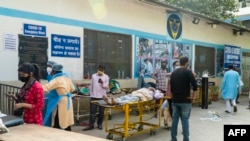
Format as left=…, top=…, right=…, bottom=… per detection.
left=13, top=62, right=44, bottom=125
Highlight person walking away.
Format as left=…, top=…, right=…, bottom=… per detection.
left=233, top=66, right=243, bottom=104
left=221, top=64, right=240, bottom=113
left=13, top=62, right=44, bottom=125
left=170, top=57, right=197, bottom=141
left=83, top=65, right=110, bottom=131
left=43, top=64, right=75, bottom=131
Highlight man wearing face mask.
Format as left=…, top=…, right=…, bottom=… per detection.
left=172, top=60, right=180, bottom=71
left=151, top=61, right=168, bottom=118
left=83, top=65, right=110, bottom=131
left=46, top=61, right=57, bottom=82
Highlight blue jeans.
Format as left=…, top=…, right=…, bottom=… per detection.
left=171, top=103, right=192, bottom=141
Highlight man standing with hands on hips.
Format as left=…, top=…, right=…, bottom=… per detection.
left=83, top=65, right=109, bottom=131
left=170, top=57, right=197, bottom=141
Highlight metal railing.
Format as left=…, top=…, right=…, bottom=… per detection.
left=0, top=83, right=21, bottom=115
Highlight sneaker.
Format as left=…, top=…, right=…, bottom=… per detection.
left=246, top=107, right=250, bottom=110
left=225, top=110, right=230, bottom=113
left=234, top=106, right=237, bottom=112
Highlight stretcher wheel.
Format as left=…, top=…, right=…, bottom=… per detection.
left=106, top=133, right=113, bottom=140
left=150, top=129, right=156, bottom=135
left=137, top=124, right=143, bottom=131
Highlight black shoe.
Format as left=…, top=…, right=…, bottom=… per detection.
left=236, top=101, right=240, bottom=104
left=97, top=124, right=103, bottom=130
left=234, top=106, right=237, bottom=112
left=225, top=110, right=230, bottom=113
left=82, top=126, right=94, bottom=131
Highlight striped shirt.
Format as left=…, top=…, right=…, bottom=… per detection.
left=151, top=69, right=167, bottom=92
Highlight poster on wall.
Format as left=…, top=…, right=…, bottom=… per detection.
left=3, top=33, right=17, bottom=51
left=51, top=34, right=80, bottom=58
left=170, top=42, right=193, bottom=72
left=223, top=44, right=241, bottom=69
left=172, top=42, right=183, bottom=59
left=183, top=43, right=193, bottom=70
left=134, top=36, right=194, bottom=78
left=135, top=37, right=170, bottom=77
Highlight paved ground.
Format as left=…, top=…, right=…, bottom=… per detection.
left=71, top=95, right=250, bottom=141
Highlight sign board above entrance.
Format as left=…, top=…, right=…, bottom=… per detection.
left=23, top=23, right=46, bottom=37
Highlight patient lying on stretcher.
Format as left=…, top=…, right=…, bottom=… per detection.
left=103, top=87, right=164, bottom=105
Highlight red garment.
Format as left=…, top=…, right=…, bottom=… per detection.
left=22, top=81, right=44, bottom=125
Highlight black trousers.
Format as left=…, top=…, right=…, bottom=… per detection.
left=53, top=107, right=71, bottom=131
left=89, top=98, right=105, bottom=127
left=167, top=98, right=173, bottom=117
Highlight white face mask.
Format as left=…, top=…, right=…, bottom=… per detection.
left=47, top=67, right=52, bottom=74
left=174, top=66, right=180, bottom=70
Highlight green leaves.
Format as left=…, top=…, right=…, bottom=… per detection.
left=159, top=0, right=243, bottom=26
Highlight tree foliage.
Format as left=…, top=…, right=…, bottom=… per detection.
left=158, top=0, right=243, bottom=26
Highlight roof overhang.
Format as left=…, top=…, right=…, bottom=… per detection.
left=136, top=0, right=250, bottom=32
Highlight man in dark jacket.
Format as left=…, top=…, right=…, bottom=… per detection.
left=170, top=57, right=197, bottom=141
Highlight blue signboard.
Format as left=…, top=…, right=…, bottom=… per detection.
left=23, top=23, right=46, bottom=36
left=51, top=34, right=80, bottom=58
left=224, top=45, right=241, bottom=69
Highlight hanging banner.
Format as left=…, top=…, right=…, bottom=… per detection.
left=166, top=13, right=182, bottom=41
left=224, top=44, right=241, bottom=69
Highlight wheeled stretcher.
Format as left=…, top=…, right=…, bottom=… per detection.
left=93, top=98, right=164, bottom=141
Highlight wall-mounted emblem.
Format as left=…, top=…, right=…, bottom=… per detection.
left=167, top=13, right=182, bottom=41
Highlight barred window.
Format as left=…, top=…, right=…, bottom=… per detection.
left=195, top=46, right=215, bottom=77
left=84, top=29, right=132, bottom=79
